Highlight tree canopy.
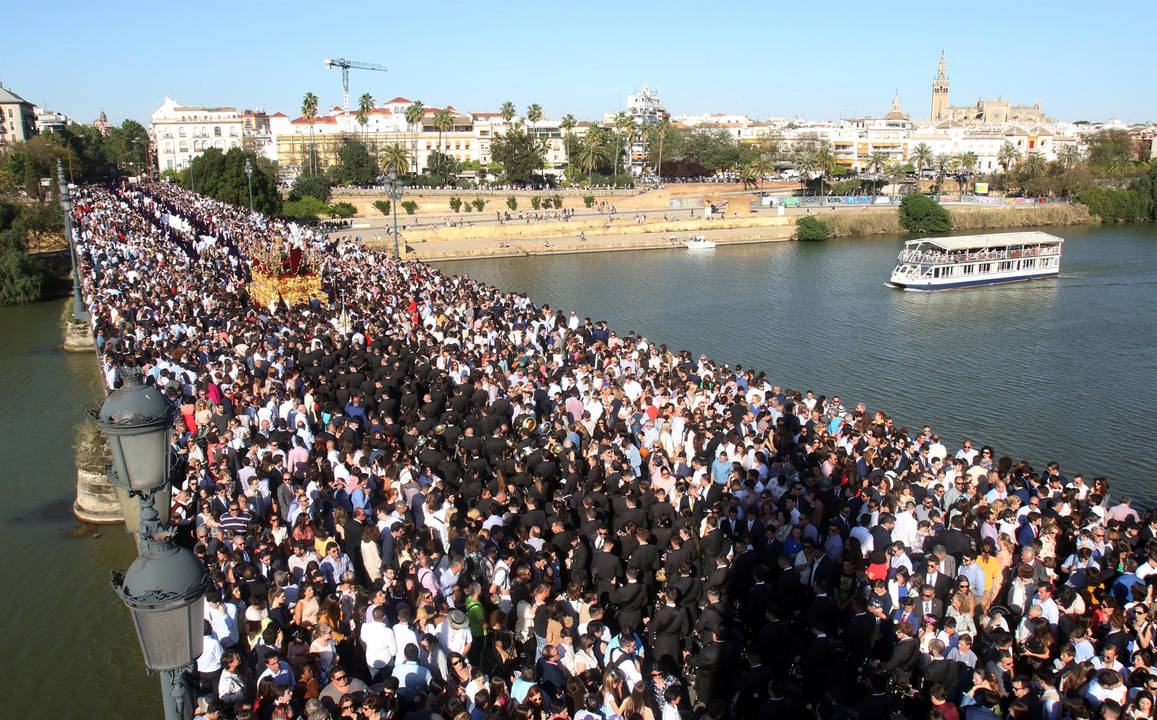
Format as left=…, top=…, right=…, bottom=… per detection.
left=490, top=125, right=546, bottom=185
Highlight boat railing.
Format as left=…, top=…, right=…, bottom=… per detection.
left=897, top=245, right=1059, bottom=265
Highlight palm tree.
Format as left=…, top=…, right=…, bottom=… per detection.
left=1058, top=145, right=1082, bottom=171
left=866, top=151, right=889, bottom=199
left=404, top=101, right=425, bottom=175
left=357, top=93, right=375, bottom=149
left=752, top=153, right=773, bottom=188
left=580, top=127, right=605, bottom=184
left=500, top=101, right=516, bottom=125
left=813, top=144, right=836, bottom=201
left=910, top=143, right=934, bottom=185
left=560, top=113, right=577, bottom=179
left=997, top=142, right=1021, bottom=172
left=526, top=104, right=543, bottom=125
left=959, top=151, right=978, bottom=192
left=380, top=143, right=411, bottom=176
left=794, top=150, right=818, bottom=196
left=886, top=163, right=908, bottom=196
left=612, top=111, right=633, bottom=182
left=301, top=91, right=319, bottom=174
left=738, top=164, right=759, bottom=190
left=933, top=153, right=952, bottom=193
left=433, top=108, right=454, bottom=154
left=649, top=118, right=670, bottom=179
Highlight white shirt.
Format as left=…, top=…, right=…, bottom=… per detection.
left=196, top=633, right=223, bottom=672
left=392, top=623, right=420, bottom=657
left=361, top=620, right=398, bottom=670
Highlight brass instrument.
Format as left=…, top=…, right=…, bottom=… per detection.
left=434, top=424, right=447, bottom=435
left=519, top=416, right=537, bottom=435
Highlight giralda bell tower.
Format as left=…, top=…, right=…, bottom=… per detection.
left=931, top=52, right=949, bottom=123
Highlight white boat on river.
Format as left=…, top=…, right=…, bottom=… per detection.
left=888, top=231, right=1063, bottom=290
left=685, top=235, right=716, bottom=250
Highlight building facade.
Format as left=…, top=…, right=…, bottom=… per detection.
left=0, top=82, right=37, bottom=149
left=149, top=97, right=244, bottom=172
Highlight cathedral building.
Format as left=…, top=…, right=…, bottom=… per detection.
left=930, top=53, right=1049, bottom=126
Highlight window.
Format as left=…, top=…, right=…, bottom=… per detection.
left=465, top=142, right=470, bottom=149
left=214, top=126, right=222, bottom=137
left=164, top=142, right=173, bottom=153
left=179, top=141, right=188, bottom=152
left=426, top=142, right=431, bottom=149
left=179, top=127, right=186, bottom=137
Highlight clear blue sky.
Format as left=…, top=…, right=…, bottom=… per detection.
left=3, top=0, right=1154, bottom=127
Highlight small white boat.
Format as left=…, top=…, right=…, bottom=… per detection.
left=889, top=231, right=1063, bottom=290
left=685, top=235, right=716, bottom=250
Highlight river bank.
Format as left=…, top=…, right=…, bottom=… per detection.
left=366, top=202, right=1098, bottom=261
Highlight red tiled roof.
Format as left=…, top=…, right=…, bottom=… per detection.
left=269, top=112, right=288, bottom=118
left=383, top=97, right=412, bottom=105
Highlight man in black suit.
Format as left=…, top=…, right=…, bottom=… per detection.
left=646, top=587, right=689, bottom=666
left=687, top=626, right=727, bottom=704
left=609, top=568, right=647, bottom=632
left=917, top=583, right=946, bottom=624
left=922, top=639, right=957, bottom=696
left=921, top=555, right=953, bottom=604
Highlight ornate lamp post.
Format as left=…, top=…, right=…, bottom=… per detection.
left=244, top=158, right=254, bottom=211
left=93, top=369, right=209, bottom=720
left=383, top=166, right=405, bottom=258
left=56, top=159, right=90, bottom=323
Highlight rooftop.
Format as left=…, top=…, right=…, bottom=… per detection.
left=906, top=231, right=1065, bottom=252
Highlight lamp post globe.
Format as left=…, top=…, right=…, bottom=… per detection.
left=112, top=537, right=210, bottom=720
left=91, top=367, right=173, bottom=496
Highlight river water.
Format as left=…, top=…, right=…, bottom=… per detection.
left=437, top=224, right=1157, bottom=496
left=1, top=224, right=1153, bottom=716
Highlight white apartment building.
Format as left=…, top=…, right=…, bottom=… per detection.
left=150, top=97, right=243, bottom=172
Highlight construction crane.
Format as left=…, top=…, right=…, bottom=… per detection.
left=323, top=57, right=388, bottom=116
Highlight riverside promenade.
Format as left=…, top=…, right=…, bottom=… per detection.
left=66, top=181, right=1151, bottom=720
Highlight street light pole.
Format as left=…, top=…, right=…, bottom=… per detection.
left=93, top=369, right=209, bottom=720
left=56, top=159, right=90, bottom=323
left=385, top=166, right=405, bottom=259
left=244, top=158, right=254, bottom=211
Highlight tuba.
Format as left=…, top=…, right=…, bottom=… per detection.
left=518, top=415, right=537, bottom=436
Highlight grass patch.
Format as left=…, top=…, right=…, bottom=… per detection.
left=949, top=204, right=1094, bottom=229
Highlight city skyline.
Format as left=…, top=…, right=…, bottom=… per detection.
left=4, top=0, right=1155, bottom=128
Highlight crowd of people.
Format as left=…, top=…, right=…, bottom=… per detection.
left=71, top=181, right=1156, bottom=720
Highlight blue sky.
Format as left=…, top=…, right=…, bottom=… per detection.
left=4, top=0, right=1154, bottom=127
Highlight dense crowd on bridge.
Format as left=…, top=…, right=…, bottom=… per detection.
left=70, top=181, right=1157, bottom=720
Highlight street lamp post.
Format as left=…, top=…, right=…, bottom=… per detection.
left=383, top=166, right=405, bottom=258
left=93, top=368, right=209, bottom=720
left=244, top=158, right=254, bottom=212
left=56, top=159, right=90, bottom=323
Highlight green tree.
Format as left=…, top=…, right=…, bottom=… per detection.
left=327, top=138, right=379, bottom=186
left=0, top=200, right=50, bottom=304
left=887, top=163, right=908, bottom=195
left=374, top=200, right=391, bottom=215
left=472, top=197, right=486, bottom=212
left=579, top=128, right=607, bottom=184
left=560, top=114, right=577, bottom=178
left=449, top=196, right=462, bottom=212
left=506, top=196, right=517, bottom=211
left=500, top=101, right=516, bottom=125
left=328, top=202, right=357, bottom=219
left=433, top=108, right=454, bottom=154
left=490, top=124, right=546, bottom=185
left=380, top=143, right=411, bottom=176
left=289, top=172, right=332, bottom=203
left=405, top=101, right=425, bottom=174
left=997, top=142, right=1021, bottom=172
left=866, top=151, right=889, bottom=198
left=426, top=151, right=459, bottom=185
left=795, top=215, right=830, bottom=241
left=583, top=195, right=595, bottom=208
left=103, top=119, right=151, bottom=175
left=302, top=92, right=319, bottom=174
left=648, top=118, right=670, bottom=178
left=357, top=93, right=375, bottom=147
left=899, top=194, right=952, bottom=232
left=794, top=151, right=817, bottom=196
left=612, top=112, right=634, bottom=181
left=959, top=151, right=979, bottom=192
left=910, top=143, right=934, bottom=181
left=813, top=145, right=836, bottom=200
left=526, top=104, right=544, bottom=124
left=402, top=200, right=417, bottom=215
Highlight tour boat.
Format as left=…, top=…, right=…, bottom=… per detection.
left=685, top=236, right=716, bottom=250
left=888, top=231, right=1063, bottom=291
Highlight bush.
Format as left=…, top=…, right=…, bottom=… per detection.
left=402, top=201, right=417, bottom=215
left=472, top=198, right=486, bottom=212
left=583, top=195, right=595, bottom=208
left=1076, top=186, right=1141, bottom=223
left=327, top=202, right=356, bottom=219
left=899, top=194, right=952, bottom=232
left=795, top=215, right=831, bottom=241
left=506, top=196, right=518, bottom=211
left=553, top=194, right=563, bottom=210
left=449, top=196, right=462, bottom=213
left=281, top=195, right=331, bottom=218
left=463, top=201, right=472, bottom=212
left=373, top=200, right=391, bottom=216
left=531, top=196, right=541, bottom=210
